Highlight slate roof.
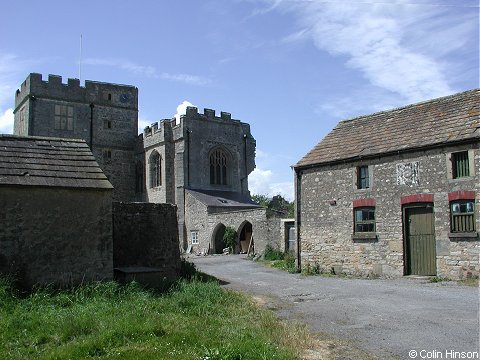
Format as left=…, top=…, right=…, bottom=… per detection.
left=186, top=189, right=261, bottom=210
left=295, top=89, right=480, bottom=169
left=0, top=135, right=113, bottom=189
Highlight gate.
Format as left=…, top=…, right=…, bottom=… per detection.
left=404, top=206, right=436, bottom=276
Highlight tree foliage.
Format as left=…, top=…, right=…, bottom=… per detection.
left=223, top=226, right=237, bottom=251
left=251, top=194, right=294, bottom=218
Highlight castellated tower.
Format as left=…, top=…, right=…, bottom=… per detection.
left=138, top=107, right=257, bottom=246
left=13, top=73, right=138, bottom=201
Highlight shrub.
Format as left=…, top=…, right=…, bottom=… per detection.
left=264, top=245, right=284, bottom=261
left=223, top=226, right=237, bottom=252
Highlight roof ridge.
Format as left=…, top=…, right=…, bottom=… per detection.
left=337, top=88, right=479, bottom=125
left=0, top=134, right=87, bottom=143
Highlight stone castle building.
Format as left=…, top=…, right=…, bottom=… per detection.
left=294, top=89, right=479, bottom=280
left=13, top=73, right=286, bottom=254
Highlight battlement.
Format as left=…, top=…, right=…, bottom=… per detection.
left=143, top=118, right=178, bottom=138
left=183, top=106, right=233, bottom=121
left=15, top=73, right=138, bottom=111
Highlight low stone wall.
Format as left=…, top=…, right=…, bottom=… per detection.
left=0, top=187, right=113, bottom=288
left=113, top=202, right=180, bottom=280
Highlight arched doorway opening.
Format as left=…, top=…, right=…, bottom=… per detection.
left=212, top=223, right=226, bottom=254
left=238, top=221, right=253, bottom=254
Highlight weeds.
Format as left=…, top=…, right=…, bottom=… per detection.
left=302, top=262, right=321, bottom=276
left=264, top=244, right=285, bottom=261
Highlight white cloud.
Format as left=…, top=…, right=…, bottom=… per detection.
left=174, top=100, right=196, bottom=122
left=0, top=108, right=14, bottom=134
left=138, top=115, right=152, bottom=134
left=255, top=149, right=269, bottom=158
left=84, top=58, right=210, bottom=85
left=160, top=73, right=210, bottom=86
left=259, top=0, right=478, bottom=103
left=249, top=168, right=294, bottom=201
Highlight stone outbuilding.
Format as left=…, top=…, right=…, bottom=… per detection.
left=294, top=89, right=479, bottom=280
left=0, top=135, right=113, bottom=288
left=184, top=189, right=284, bottom=255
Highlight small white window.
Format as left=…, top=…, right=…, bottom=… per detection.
left=191, top=231, right=199, bottom=245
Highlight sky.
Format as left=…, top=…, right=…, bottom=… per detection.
left=0, top=0, right=478, bottom=200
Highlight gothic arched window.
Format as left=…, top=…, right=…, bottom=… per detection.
left=149, top=151, right=161, bottom=188
left=210, top=148, right=228, bottom=185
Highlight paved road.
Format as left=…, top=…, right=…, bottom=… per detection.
left=190, top=255, right=480, bottom=359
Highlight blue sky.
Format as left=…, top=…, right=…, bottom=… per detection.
left=0, top=0, right=478, bottom=200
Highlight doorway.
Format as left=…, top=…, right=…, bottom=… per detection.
left=404, top=206, right=436, bottom=276
left=212, top=223, right=226, bottom=254
left=238, top=221, right=253, bottom=254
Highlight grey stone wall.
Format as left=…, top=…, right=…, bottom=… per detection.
left=182, top=108, right=256, bottom=194
left=297, top=143, right=479, bottom=279
left=112, top=202, right=180, bottom=280
left=140, top=108, right=257, bottom=250
left=13, top=73, right=138, bottom=202
left=0, top=187, right=113, bottom=288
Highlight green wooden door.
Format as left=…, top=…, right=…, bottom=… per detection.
left=405, top=207, right=436, bottom=276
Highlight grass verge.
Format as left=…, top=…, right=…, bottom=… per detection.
left=0, top=270, right=311, bottom=359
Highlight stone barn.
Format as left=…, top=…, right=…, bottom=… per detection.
left=294, top=89, right=479, bottom=280
left=0, top=135, right=113, bottom=288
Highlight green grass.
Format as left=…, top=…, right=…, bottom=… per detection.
left=0, top=272, right=309, bottom=359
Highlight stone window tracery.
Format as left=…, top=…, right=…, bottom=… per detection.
left=210, top=148, right=228, bottom=185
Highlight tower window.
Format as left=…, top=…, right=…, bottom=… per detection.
left=149, top=151, right=161, bottom=188
left=210, top=148, right=228, bottom=185
left=54, top=105, right=74, bottom=130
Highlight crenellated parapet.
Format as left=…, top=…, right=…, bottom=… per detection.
left=142, top=118, right=178, bottom=148
left=183, top=106, right=235, bottom=122
left=14, top=73, right=138, bottom=112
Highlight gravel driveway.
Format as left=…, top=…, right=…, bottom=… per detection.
left=190, top=255, right=479, bottom=360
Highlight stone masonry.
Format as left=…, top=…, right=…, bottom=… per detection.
left=112, top=202, right=180, bottom=280
left=13, top=73, right=138, bottom=201
left=295, top=90, right=479, bottom=280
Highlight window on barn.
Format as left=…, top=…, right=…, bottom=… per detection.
left=450, top=200, right=475, bottom=233
left=357, top=165, right=370, bottom=189
left=451, top=151, right=470, bottom=179
left=149, top=151, right=161, bottom=188
left=209, top=148, right=228, bottom=185
left=354, top=207, right=375, bottom=233
left=191, top=231, right=199, bottom=245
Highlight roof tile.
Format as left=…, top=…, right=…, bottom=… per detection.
left=295, top=89, right=479, bottom=168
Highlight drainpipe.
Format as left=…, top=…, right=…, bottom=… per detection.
left=89, top=103, right=94, bottom=149
left=186, top=128, right=190, bottom=188
left=295, top=168, right=302, bottom=271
